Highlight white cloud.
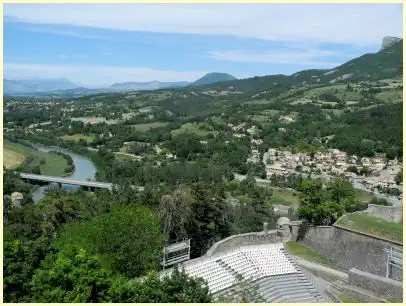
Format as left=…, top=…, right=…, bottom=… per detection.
left=208, top=48, right=343, bottom=67
left=28, top=27, right=106, bottom=40
left=4, top=63, right=207, bottom=87
left=4, top=3, right=402, bottom=46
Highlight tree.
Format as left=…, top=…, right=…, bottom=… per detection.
left=395, top=170, right=403, bottom=185
left=31, top=165, right=41, bottom=175
left=3, top=168, right=33, bottom=202
left=187, top=182, right=230, bottom=257
left=346, top=165, right=358, bottom=174
left=327, top=177, right=356, bottom=210
left=159, top=185, right=193, bottom=240
left=29, top=247, right=112, bottom=302
left=54, top=205, right=165, bottom=278
left=6, top=204, right=44, bottom=241
left=297, top=179, right=344, bottom=225
left=298, top=200, right=344, bottom=226
left=3, top=237, right=52, bottom=302
left=106, top=269, right=212, bottom=303
left=35, top=189, right=108, bottom=237
left=359, top=166, right=372, bottom=176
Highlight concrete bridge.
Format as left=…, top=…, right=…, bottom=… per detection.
left=18, top=172, right=113, bottom=191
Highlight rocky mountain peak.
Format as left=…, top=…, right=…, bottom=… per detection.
left=381, top=36, right=401, bottom=50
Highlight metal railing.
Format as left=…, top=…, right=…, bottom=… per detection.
left=384, top=246, right=403, bottom=279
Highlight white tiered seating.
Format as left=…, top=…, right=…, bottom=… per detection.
left=182, top=244, right=299, bottom=295
left=183, top=260, right=237, bottom=293
left=220, top=252, right=258, bottom=280
left=241, top=247, right=297, bottom=276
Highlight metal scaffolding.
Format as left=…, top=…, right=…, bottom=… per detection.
left=384, top=246, right=402, bottom=279
left=162, top=238, right=191, bottom=270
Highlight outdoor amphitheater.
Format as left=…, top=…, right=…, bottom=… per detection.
left=162, top=214, right=403, bottom=303
left=181, top=243, right=326, bottom=302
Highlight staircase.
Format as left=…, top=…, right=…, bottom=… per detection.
left=280, top=248, right=326, bottom=302
left=258, top=273, right=323, bottom=302
left=216, top=259, right=241, bottom=278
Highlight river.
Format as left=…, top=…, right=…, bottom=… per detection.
left=31, top=145, right=98, bottom=203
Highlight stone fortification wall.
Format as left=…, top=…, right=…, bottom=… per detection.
left=206, top=230, right=280, bottom=256
left=361, top=204, right=403, bottom=223
left=290, top=223, right=402, bottom=281
left=348, top=268, right=403, bottom=301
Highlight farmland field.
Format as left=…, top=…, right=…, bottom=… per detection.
left=3, top=146, right=26, bottom=169
left=131, top=122, right=169, bottom=131
left=171, top=122, right=218, bottom=137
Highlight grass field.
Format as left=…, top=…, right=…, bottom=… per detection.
left=354, top=189, right=374, bottom=203
left=131, top=122, right=168, bottom=132
left=4, top=141, right=69, bottom=176
left=334, top=291, right=361, bottom=303
left=269, top=187, right=300, bottom=206
left=60, top=134, right=95, bottom=143
left=335, top=213, right=403, bottom=243
left=284, top=241, right=344, bottom=270
left=40, top=154, right=71, bottom=176
left=115, top=155, right=132, bottom=161
left=375, top=89, right=402, bottom=103
left=3, top=147, right=26, bottom=169
left=114, top=153, right=138, bottom=161
left=304, top=85, right=362, bottom=102
left=171, top=122, right=218, bottom=137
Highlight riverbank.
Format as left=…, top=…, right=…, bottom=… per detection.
left=6, top=134, right=106, bottom=180
left=4, top=140, right=71, bottom=177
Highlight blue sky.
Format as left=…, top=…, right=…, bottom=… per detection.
left=4, top=3, right=403, bottom=87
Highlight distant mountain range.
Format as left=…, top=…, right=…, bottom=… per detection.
left=3, top=72, right=238, bottom=96
left=109, top=81, right=190, bottom=91
left=4, top=36, right=402, bottom=97
left=4, top=78, right=79, bottom=94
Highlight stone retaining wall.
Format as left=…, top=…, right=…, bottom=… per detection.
left=348, top=268, right=403, bottom=301
left=290, top=223, right=403, bottom=281
left=206, top=230, right=280, bottom=256
left=362, top=204, right=403, bottom=223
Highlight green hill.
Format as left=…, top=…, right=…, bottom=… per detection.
left=201, top=40, right=402, bottom=91
left=190, top=72, right=237, bottom=86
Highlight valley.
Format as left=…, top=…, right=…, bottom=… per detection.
left=3, top=25, right=403, bottom=303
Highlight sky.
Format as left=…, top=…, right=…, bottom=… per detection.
left=4, top=3, right=403, bottom=88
